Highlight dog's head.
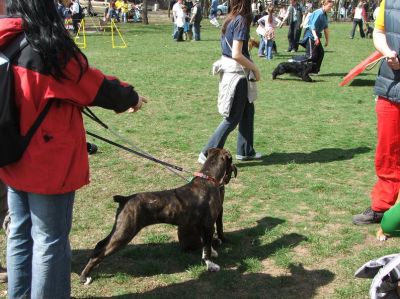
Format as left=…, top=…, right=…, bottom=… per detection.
left=203, top=148, right=237, bottom=184
left=248, top=37, right=259, bottom=52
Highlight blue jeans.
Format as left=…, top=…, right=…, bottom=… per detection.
left=258, top=36, right=265, bottom=56
left=265, top=39, right=273, bottom=60
left=7, top=188, right=75, bottom=299
left=201, top=78, right=256, bottom=157
left=193, top=21, right=201, bottom=41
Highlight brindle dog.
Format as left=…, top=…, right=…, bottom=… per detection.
left=80, top=148, right=237, bottom=284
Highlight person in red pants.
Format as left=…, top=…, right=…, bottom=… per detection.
left=352, top=0, right=400, bottom=225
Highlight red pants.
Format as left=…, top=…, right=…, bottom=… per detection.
left=371, top=98, right=400, bottom=212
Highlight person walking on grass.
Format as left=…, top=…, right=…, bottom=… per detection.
left=352, top=0, right=400, bottom=226
left=0, top=0, right=147, bottom=298
left=291, top=0, right=333, bottom=75
left=280, top=0, right=304, bottom=53
left=349, top=1, right=366, bottom=39
left=190, top=0, right=202, bottom=41
left=198, top=0, right=262, bottom=164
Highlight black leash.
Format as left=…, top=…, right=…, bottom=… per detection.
left=83, top=108, right=192, bottom=182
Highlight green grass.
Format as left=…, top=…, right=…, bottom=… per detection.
left=0, top=14, right=394, bottom=298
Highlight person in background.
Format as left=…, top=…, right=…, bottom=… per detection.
left=198, top=0, right=262, bottom=163
left=121, top=0, right=129, bottom=23
left=172, top=0, right=183, bottom=40
left=257, top=5, right=281, bottom=60
left=56, top=0, right=68, bottom=20
left=353, top=0, right=400, bottom=226
left=190, top=0, right=202, bottom=41
left=210, top=0, right=220, bottom=27
left=291, top=0, right=333, bottom=75
left=280, top=0, right=304, bottom=52
left=0, top=0, right=147, bottom=297
left=70, top=0, right=82, bottom=34
left=349, top=1, right=366, bottom=39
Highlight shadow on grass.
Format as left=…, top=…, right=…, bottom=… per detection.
left=349, top=78, right=376, bottom=87
left=85, top=264, right=334, bottom=298
left=236, top=146, right=371, bottom=168
left=75, top=217, right=334, bottom=298
left=72, top=217, right=332, bottom=295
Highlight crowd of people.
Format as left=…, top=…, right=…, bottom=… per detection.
left=0, top=0, right=399, bottom=297
left=171, top=0, right=203, bottom=41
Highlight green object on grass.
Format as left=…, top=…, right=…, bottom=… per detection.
left=381, top=203, right=400, bottom=237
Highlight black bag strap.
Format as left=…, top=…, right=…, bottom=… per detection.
left=2, top=33, right=53, bottom=141
left=24, top=100, right=53, bottom=140
left=2, top=33, right=28, bottom=60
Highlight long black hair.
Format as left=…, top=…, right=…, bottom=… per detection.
left=221, top=0, right=252, bottom=35
left=6, top=0, right=87, bottom=81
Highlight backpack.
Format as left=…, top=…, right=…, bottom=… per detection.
left=0, top=34, right=53, bottom=167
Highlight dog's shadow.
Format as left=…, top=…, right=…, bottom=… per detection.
left=236, top=146, right=371, bottom=168
left=72, top=217, right=305, bottom=278
left=85, top=264, right=334, bottom=299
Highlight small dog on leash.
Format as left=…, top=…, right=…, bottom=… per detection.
left=272, top=61, right=316, bottom=82
left=248, top=37, right=260, bottom=52
left=80, top=148, right=237, bottom=284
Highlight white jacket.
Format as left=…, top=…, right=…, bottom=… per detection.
left=212, top=56, right=257, bottom=118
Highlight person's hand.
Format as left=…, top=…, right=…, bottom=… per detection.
left=324, top=40, right=328, bottom=47
left=314, top=37, right=320, bottom=46
left=386, top=50, right=400, bottom=71
left=128, top=96, right=147, bottom=113
left=253, top=68, right=261, bottom=82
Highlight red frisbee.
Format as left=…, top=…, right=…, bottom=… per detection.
left=339, top=51, right=383, bottom=86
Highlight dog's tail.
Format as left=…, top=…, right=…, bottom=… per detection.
left=113, top=195, right=131, bottom=217
left=113, top=195, right=130, bottom=204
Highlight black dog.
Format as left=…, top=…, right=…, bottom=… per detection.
left=272, top=61, right=315, bottom=82
left=80, top=148, right=237, bottom=284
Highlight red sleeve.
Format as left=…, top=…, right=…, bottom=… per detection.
left=45, top=57, right=138, bottom=112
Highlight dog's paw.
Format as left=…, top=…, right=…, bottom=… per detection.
left=377, top=233, right=388, bottom=242
left=205, top=260, right=220, bottom=272
left=211, top=247, right=218, bottom=258
left=82, top=276, right=93, bottom=285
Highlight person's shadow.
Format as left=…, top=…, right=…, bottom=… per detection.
left=236, top=146, right=371, bottom=168
left=72, top=216, right=334, bottom=298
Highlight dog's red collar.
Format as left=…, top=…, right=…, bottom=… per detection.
left=193, top=172, right=220, bottom=186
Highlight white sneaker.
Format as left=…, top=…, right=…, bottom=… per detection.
left=198, top=152, right=207, bottom=164
left=236, top=152, right=263, bottom=161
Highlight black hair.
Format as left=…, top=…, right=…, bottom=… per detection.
left=6, top=0, right=87, bottom=81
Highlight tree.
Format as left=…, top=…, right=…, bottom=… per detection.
left=142, top=0, right=149, bottom=24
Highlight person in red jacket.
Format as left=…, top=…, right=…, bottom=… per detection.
left=0, top=0, right=146, bottom=298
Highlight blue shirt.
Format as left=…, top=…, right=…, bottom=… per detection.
left=211, top=0, right=218, bottom=10
left=304, top=8, right=328, bottom=39
left=221, top=15, right=250, bottom=59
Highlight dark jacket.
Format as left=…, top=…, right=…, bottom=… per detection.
left=374, top=0, right=400, bottom=102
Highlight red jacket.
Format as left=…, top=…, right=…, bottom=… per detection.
left=0, top=17, right=139, bottom=194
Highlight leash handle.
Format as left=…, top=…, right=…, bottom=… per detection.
left=365, top=55, right=387, bottom=71
left=86, top=131, right=184, bottom=172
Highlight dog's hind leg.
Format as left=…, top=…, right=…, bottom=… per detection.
left=80, top=218, right=143, bottom=284
left=201, top=226, right=220, bottom=272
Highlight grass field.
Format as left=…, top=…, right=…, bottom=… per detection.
left=0, top=15, right=396, bottom=298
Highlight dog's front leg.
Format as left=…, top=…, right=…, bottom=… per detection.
left=201, top=226, right=220, bottom=272
left=216, top=210, right=225, bottom=244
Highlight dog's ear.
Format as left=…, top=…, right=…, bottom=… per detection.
left=207, top=148, right=220, bottom=158
left=223, top=163, right=237, bottom=184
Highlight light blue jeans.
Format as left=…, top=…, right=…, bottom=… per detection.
left=265, top=39, right=273, bottom=60
left=201, top=78, right=256, bottom=157
left=7, top=187, right=75, bottom=299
